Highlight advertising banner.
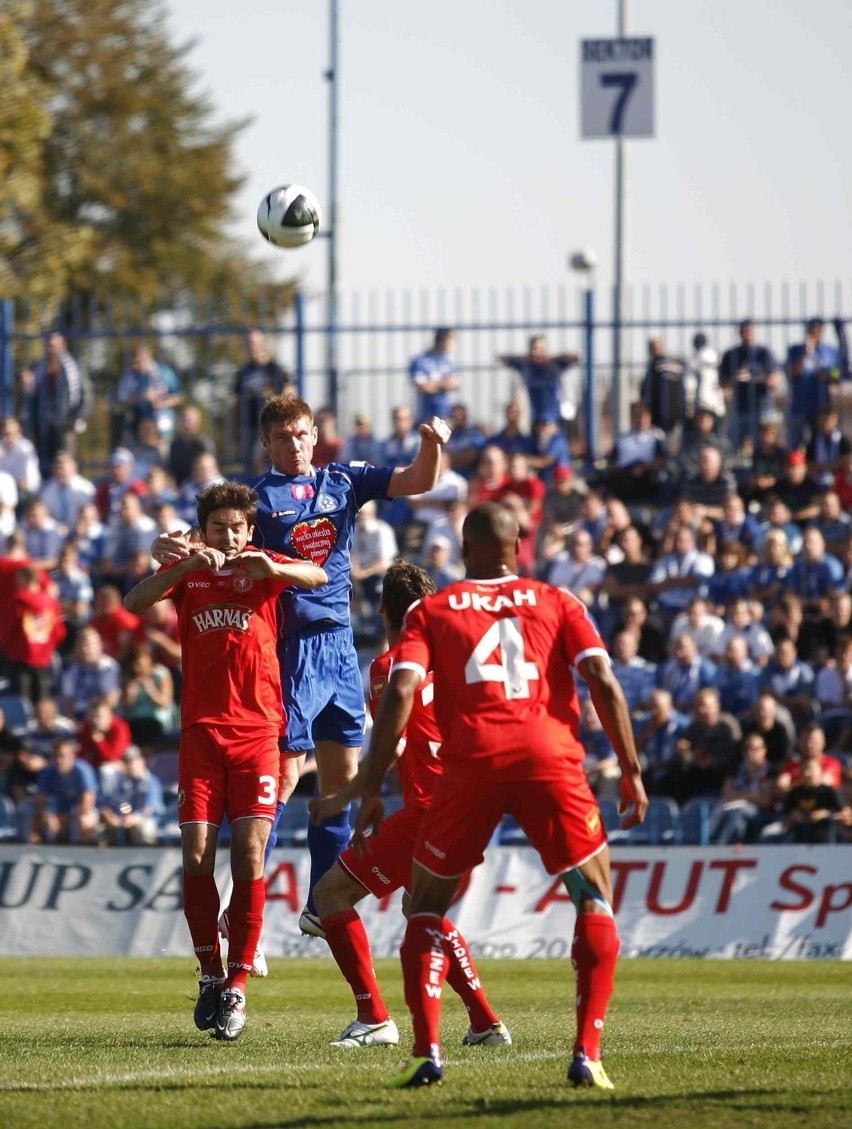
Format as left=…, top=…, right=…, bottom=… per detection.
left=0, top=846, right=849, bottom=960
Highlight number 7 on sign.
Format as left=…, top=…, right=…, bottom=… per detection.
left=464, top=617, right=540, bottom=700
left=600, top=71, right=638, bottom=134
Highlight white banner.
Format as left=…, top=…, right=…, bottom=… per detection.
left=0, top=846, right=849, bottom=960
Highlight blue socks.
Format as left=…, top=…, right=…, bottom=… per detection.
left=306, top=807, right=351, bottom=913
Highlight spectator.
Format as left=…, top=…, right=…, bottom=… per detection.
left=497, top=334, right=579, bottom=427
left=657, top=634, right=718, bottom=713
left=756, top=494, right=803, bottom=554
left=740, top=690, right=794, bottom=770
left=68, top=502, right=106, bottom=576
left=116, top=345, right=182, bottom=448
left=540, top=464, right=584, bottom=530
left=22, top=498, right=64, bottom=571
left=714, top=494, right=759, bottom=555
left=579, top=698, right=620, bottom=802
left=811, top=490, right=852, bottom=558
left=640, top=337, right=685, bottom=433
left=95, top=447, right=147, bottom=524
left=739, top=412, right=787, bottom=506
left=577, top=489, right=609, bottom=550
left=167, top=404, right=213, bottom=487
left=767, top=592, right=805, bottom=648
left=716, top=597, right=775, bottom=666
left=32, top=737, right=99, bottom=844
left=128, top=418, right=166, bottom=481
left=382, top=405, right=420, bottom=468
left=749, top=528, right=794, bottom=604
left=78, top=697, right=133, bottom=770
left=669, top=595, right=725, bottom=659
left=718, top=318, right=781, bottom=450
left=601, top=400, right=668, bottom=505
left=600, top=525, right=654, bottom=627
left=312, top=406, right=344, bottom=467
left=678, top=405, right=735, bottom=484
left=21, top=697, right=77, bottom=760
left=99, top=745, right=164, bottom=846
left=0, top=463, right=16, bottom=545
left=786, top=317, right=840, bottom=449
left=406, top=450, right=468, bottom=527
left=619, top=595, right=668, bottom=664
left=635, top=688, right=689, bottom=793
left=350, top=501, right=398, bottom=628
left=22, top=333, right=86, bottom=473
left=0, top=417, right=41, bottom=500
left=679, top=446, right=738, bottom=520
left=833, top=449, right=852, bottom=512
left=0, top=564, right=65, bottom=702
left=142, top=466, right=179, bottom=517
left=773, top=451, right=821, bottom=524
left=528, top=417, right=572, bottom=484
left=470, top=445, right=510, bottom=506
left=41, top=452, right=97, bottom=537
left=342, top=411, right=383, bottom=465
left=761, top=637, right=815, bottom=725
left=496, top=452, right=546, bottom=524
left=800, top=591, right=852, bottom=668
left=90, top=584, right=142, bottom=662
left=133, top=600, right=182, bottom=684
left=491, top=400, right=534, bottom=457
left=422, top=497, right=468, bottom=569
left=716, top=635, right=763, bottom=720
left=496, top=491, right=538, bottom=577
left=232, top=329, right=291, bottom=471
left=685, top=332, right=725, bottom=421
left=61, top=626, right=122, bottom=720
left=708, top=540, right=752, bottom=613
left=100, top=493, right=157, bottom=586
left=409, top=327, right=459, bottom=422
left=785, top=527, right=843, bottom=614
left=649, top=523, right=715, bottom=624
left=443, top=403, right=487, bottom=479
left=4, top=742, right=48, bottom=807
left=778, top=722, right=843, bottom=793
left=813, top=635, right=852, bottom=711
left=119, top=643, right=176, bottom=754
left=782, top=758, right=842, bottom=843
left=716, top=732, right=776, bottom=843
left=667, top=687, right=741, bottom=803
left=151, top=500, right=190, bottom=541
left=599, top=498, right=641, bottom=561
left=176, top=452, right=224, bottom=525
left=806, top=403, right=850, bottom=490
left=546, top=528, right=606, bottom=606
left=610, top=629, right=656, bottom=713
left=422, top=535, right=463, bottom=591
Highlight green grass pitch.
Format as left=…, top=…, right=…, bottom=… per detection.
left=1, top=957, right=849, bottom=1128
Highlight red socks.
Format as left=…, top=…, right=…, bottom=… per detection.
left=444, top=923, right=499, bottom=1032
left=183, top=872, right=224, bottom=980
left=571, top=912, right=620, bottom=1060
left=400, top=913, right=449, bottom=1059
left=322, top=908, right=390, bottom=1025
left=225, top=877, right=266, bottom=993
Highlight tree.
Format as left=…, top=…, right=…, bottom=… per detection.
left=3, top=0, right=286, bottom=311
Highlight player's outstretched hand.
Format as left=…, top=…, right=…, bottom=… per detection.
left=309, top=793, right=346, bottom=826
left=418, top=417, right=452, bottom=446
left=618, top=770, right=649, bottom=830
left=151, top=530, right=191, bottom=564
left=352, top=793, right=385, bottom=857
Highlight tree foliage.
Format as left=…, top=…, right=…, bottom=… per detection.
left=1, top=0, right=290, bottom=313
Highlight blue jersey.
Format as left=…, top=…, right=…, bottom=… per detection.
left=252, top=462, right=394, bottom=633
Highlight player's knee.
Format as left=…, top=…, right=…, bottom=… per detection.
left=313, top=863, right=360, bottom=918
left=562, top=868, right=614, bottom=916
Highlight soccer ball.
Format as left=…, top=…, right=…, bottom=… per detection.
left=257, top=184, right=322, bottom=249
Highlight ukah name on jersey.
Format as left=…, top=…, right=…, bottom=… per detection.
left=448, top=587, right=538, bottom=613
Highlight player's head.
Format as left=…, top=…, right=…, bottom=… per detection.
left=259, top=395, right=317, bottom=476
left=196, top=481, right=258, bottom=558
left=461, top=502, right=520, bottom=577
left=380, top=559, right=437, bottom=631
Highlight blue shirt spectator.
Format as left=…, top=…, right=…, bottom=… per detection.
left=343, top=412, right=384, bottom=465
left=786, top=318, right=841, bottom=446
left=529, top=419, right=572, bottom=485
left=491, top=400, right=534, bottom=457
left=444, top=404, right=487, bottom=480
left=498, top=335, right=578, bottom=424
left=785, top=528, right=843, bottom=606
left=409, top=328, right=459, bottom=421
left=657, top=634, right=718, bottom=712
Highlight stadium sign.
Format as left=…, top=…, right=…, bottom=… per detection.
left=580, top=37, right=655, bottom=139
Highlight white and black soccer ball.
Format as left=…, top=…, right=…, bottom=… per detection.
left=257, top=184, right=322, bottom=249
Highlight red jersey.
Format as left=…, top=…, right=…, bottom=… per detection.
left=368, top=647, right=441, bottom=810
left=160, top=549, right=293, bottom=731
left=394, top=575, right=608, bottom=776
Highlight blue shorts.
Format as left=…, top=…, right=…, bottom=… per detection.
left=277, top=624, right=365, bottom=752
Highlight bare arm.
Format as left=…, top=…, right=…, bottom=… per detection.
left=231, top=551, right=327, bottom=590
left=387, top=418, right=451, bottom=498
left=123, top=547, right=224, bottom=614
left=580, top=654, right=648, bottom=828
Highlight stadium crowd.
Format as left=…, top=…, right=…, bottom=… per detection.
left=1, top=321, right=852, bottom=848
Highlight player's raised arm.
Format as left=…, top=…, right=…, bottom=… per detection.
left=387, top=417, right=451, bottom=498
left=123, top=547, right=226, bottom=614
left=578, top=653, right=648, bottom=829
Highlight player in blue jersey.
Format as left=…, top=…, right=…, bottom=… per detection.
left=409, top=328, right=459, bottom=422
left=153, top=395, right=450, bottom=941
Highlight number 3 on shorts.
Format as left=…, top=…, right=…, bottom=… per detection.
left=257, top=775, right=277, bottom=805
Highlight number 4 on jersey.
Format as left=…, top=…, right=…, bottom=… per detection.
left=464, top=617, right=539, bottom=700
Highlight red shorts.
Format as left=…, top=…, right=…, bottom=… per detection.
left=338, top=804, right=424, bottom=896
left=178, top=723, right=280, bottom=827
left=413, top=760, right=606, bottom=879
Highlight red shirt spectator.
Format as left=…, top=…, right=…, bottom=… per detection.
left=78, top=700, right=133, bottom=768
left=0, top=566, right=65, bottom=667
left=90, top=584, right=142, bottom=661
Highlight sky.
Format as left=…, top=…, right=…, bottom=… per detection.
left=163, top=0, right=852, bottom=309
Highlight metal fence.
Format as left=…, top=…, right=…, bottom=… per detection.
left=1, top=278, right=850, bottom=474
